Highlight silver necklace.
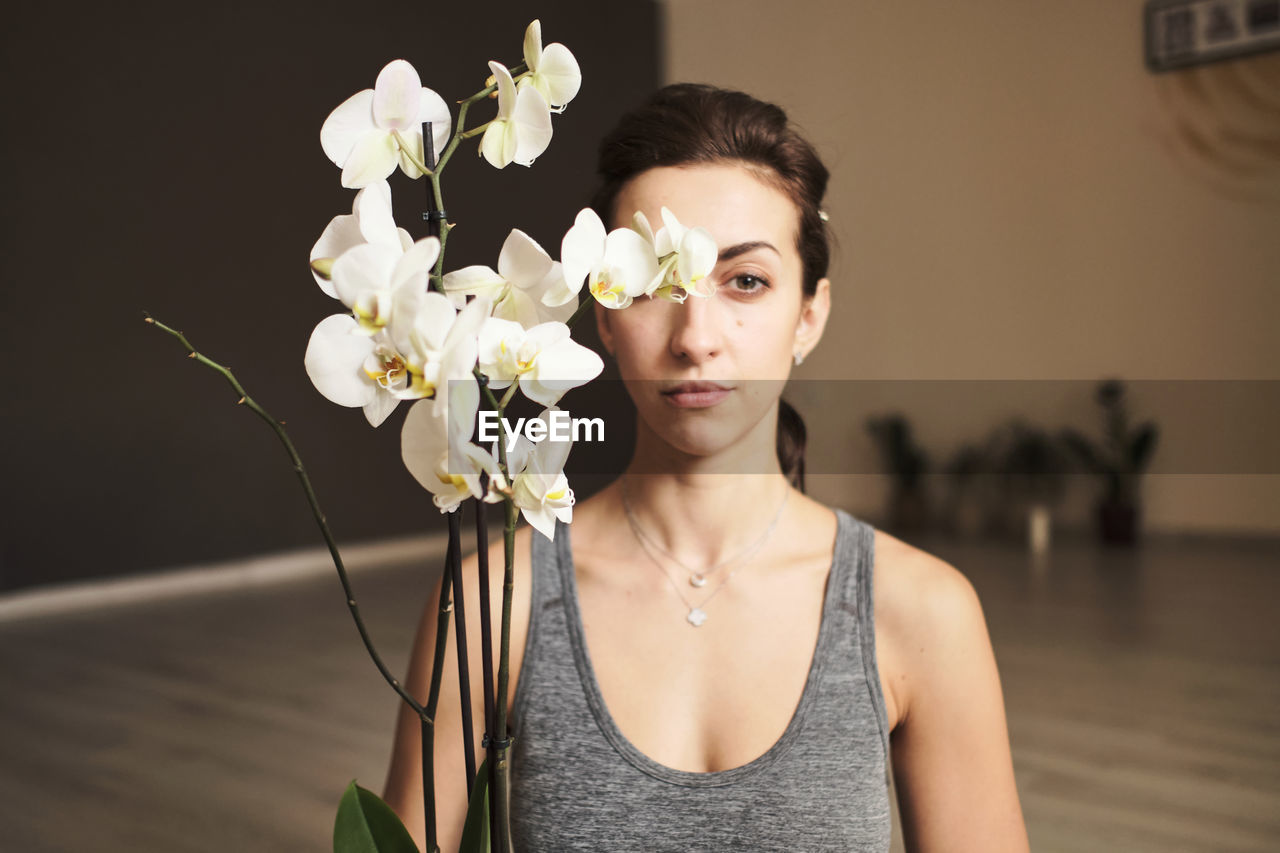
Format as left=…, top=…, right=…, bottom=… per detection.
left=621, top=479, right=790, bottom=627
left=621, top=478, right=789, bottom=588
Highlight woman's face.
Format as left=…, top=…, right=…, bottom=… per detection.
left=596, top=162, right=830, bottom=466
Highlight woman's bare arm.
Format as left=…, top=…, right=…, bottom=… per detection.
left=887, top=555, right=1030, bottom=852
left=381, top=528, right=531, bottom=853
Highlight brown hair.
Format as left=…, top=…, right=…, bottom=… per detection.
left=589, top=83, right=831, bottom=492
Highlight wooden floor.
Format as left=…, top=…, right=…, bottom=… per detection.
left=1, top=528, right=1277, bottom=851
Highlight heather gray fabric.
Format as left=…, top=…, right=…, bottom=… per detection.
left=508, top=507, right=893, bottom=852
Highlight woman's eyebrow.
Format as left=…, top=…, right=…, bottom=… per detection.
left=717, top=240, right=780, bottom=262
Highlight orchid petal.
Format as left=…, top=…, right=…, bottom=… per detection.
left=413, top=87, right=453, bottom=160
left=412, top=291, right=459, bottom=353
left=528, top=262, right=577, bottom=324
left=446, top=374, right=481, bottom=448
left=535, top=44, right=581, bottom=108
left=389, top=275, right=427, bottom=354
left=480, top=120, right=517, bottom=169
left=531, top=408, right=573, bottom=475
left=331, top=242, right=400, bottom=309
left=340, top=130, right=399, bottom=189
left=507, top=433, right=534, bottom=479
left=363, top=390, right=400, bottom=427
left=435, top=297, right=490, bottom=417
left=603, top=226, right=661, bottom=295
left=373, top=60, right=422, bottom=132
left=477, top=316, right=524, bottom=372
left=511, top=84, right=553, bottom=166
left=320, top=90, right=375, bottom=168
left=557, top=208, right=606, bottom=305
left=520, top=503, right=558, bottom=541
left=354, top=179, right=400, bottom=247
left=442, top=265, right=505, bottom=309
left=660, top=206, right=688, bottom=244
left=391, top=236, right=440, bottom=292
left=630, top=210, right=656, bottom=248
left=492, top=288, right=542, bottom=329
left=310, top=214, right=361, bottom=298
left=305, top=315, right=376, bottom=407
left=523, top=20, right=543, bottom=70
left=523, top=321, right=571, bottom=353
left=522, top=339, right=604, bottom=407
left=497, top=229, right=553, bottom=287
left=396, top=130, right=427, bottom=179
left=401, top=400, right=448, bottom=491
left=677, top=226, right=718, bottom=292
left=489, top=61, right=516, bottom=120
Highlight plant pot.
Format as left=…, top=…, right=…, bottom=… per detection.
left=1097, top=500, right=1140, bottom=546
left=1028, top=503, right=1052, bottom=555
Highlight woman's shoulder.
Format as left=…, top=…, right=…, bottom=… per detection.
left=868, top=524, right=989, bottom=728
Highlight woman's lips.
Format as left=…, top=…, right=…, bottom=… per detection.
left=660, top=383, right=734, bottom=409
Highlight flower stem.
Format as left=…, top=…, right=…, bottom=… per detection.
left=566, top=295, right=593, bottom=329
left=498, top=382, right=521, bottom=409
left=473, top=495, right=501, bottom=846
left=458, top=120, right=493, bottom=140
left=142, top=314, right=430, bottom=720
left=491, top=418, right=519, bottom=853
left=422, top=565, right=453, bottom=853
left=446, top=509, right=478, bottom=792
left=390, top=128, right=435, bottom=177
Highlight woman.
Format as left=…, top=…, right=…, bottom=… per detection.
left=383, top=84, right=1029, bottom=852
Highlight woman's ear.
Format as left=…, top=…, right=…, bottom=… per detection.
left=594, top=300, right=615, bottom=356
left=793, top=277, right=831, bottom=361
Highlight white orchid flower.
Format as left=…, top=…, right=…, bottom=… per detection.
left=321, top=59, right=451, bottom=188
left=632, top=207, right=718, bottom=302
left=506, top=407, right=575, bottom=539
left=477, top=317, right=604, bottom=407
left=304, top=234, right=438, bottom=427
left=443, top=229, right=575, bottom=329
left=401, top=377, right=507, bottom=513
left=309, top=180, right=410, bottom=299
left=519, top=20, right=581, bottom=113
left=304, top=316, right=410, bottom=427
left=329, top=236, right=440, bottom=335
left=304, top=287, right=489, bottom=427
left=399, top=293, right=492, bottom=415
left=479, top=61, right=553, bottom=169
left=544, top=208, right=659, bottom=309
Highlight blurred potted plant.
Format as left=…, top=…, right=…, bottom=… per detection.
left=992, top=419, right=1070, bottom=554
left=866, top=412, right=932, bottom=533
left=943, top=441, right=988, bottom=538
left=1059, top=379, right=1160, bottom=546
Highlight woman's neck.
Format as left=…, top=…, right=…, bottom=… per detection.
left=618, top=407, right=792, bottom=568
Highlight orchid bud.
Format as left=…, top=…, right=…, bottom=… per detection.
left=310, top=257, right=335, bottom=280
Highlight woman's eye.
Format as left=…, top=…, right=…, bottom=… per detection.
left=726, top=274, right=769, bottom=294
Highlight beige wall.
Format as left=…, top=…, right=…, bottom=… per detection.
left=662, top=0, right=1280, bottom=535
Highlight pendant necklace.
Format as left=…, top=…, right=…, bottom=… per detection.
left=620, top=478, right=790, bottom=627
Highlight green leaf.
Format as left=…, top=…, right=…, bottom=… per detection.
left=334, top=779, right=420, bottom=853
left=458, top=757, right=491, bottom=853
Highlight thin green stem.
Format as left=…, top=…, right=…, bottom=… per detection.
left=143, top=314, right=430, bottom=720
left=566, top=295, right=593, bottom=330
left=390, top=129, right=434, bottom=177
left=459, top=120, right=493, bottom=140
left=422, top=566, right=452, bottom=853
left=498, top=382, right=521, bottom=409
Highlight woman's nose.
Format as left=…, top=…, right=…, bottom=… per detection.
left=668, top=290, right=723, bottom=364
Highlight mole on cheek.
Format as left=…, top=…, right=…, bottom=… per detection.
left=736, top=319, right=744, bottom=327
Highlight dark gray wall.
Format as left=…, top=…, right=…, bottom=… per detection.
left=1, top=1, right=660, bottom=592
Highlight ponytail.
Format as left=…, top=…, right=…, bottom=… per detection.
left=777, top=398, right=807, bottom=493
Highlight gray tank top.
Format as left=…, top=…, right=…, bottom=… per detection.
left=508, top=507, right=892, bottom=851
